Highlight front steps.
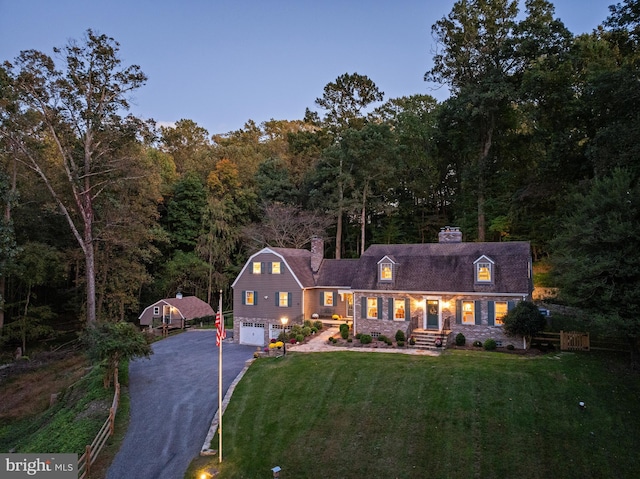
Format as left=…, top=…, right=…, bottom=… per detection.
left=411, top=329, right=451, bottom=351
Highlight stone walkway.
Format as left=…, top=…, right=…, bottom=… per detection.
left=286, top=327, right=441, bottom=356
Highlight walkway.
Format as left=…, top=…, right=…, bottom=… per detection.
left=286, top=327, right=441, bottom=355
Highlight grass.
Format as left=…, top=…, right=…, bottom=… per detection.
left=190, top=349, right=640, bottom=479
left=0, top=351, right=130, bottom=479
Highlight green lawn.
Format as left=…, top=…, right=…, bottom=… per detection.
left=197, top=350, right=639, bottom=479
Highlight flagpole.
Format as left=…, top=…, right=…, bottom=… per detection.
left=218, top=289, right=223, bottom=463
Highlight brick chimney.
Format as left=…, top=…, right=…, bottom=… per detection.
left=310, top=236, right=324, bottom=273
left=438, top=226, right=462, bottom=243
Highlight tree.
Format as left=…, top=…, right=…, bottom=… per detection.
left=82, top=321, right=153, bottom=388
left=165, top=172, right=206, bottom=252
left=502, top=301, right=546, bottom=348
left=2, top=30, right=148, bottom=324
left=551, top=169, right=640, bottom=366
left=242, top=203, right=332, bottom=250
left=315, top=72, right=384, bottom=133
left=426, top=0, right=571, bottom=240
left=160, top=119, right=213, bottom=177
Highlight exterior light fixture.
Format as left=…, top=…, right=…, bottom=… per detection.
left=280, top=317, right=289, bottom=356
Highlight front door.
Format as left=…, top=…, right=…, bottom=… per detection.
left=426, top=300, right=439, bottom=330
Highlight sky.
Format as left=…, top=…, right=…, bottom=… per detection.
left=1, top=0, right=614, bottom=136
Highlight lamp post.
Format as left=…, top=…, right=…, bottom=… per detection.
left=280, top=317, right=288, bottom=356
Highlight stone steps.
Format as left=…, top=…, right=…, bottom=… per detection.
left=411, top=330, right=450, bottom=351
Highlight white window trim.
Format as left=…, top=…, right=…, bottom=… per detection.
left=245, top=290, right=256, bottom=305
left=474, top=255, right=495, bottom=283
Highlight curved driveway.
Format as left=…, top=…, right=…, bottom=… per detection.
left=107, top=331, right=255, bottom=479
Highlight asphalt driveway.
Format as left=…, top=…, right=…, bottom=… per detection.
left=106, top=331, right=255, bottom=479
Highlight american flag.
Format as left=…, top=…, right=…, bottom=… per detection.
left=216, top=291, right=226, bottom=347
left=215, top=309, right=226, bottom=347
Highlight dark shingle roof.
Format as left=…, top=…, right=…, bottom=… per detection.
left=350, top=242, right=531, bottom=294
left=316, top=259, right=359, bottom=286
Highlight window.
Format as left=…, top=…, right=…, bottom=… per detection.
left=323, top=292, right=334, bottom=306
left=252, top=262, right=262, bottom=274
left=244, top=291, right=256, bottom=305
left=393, top=299, right=406, bottom=320
left=477, top=262, right=492, bottom=282
left=271, top=262, right=281, bottom=274
left=367, top=297, right=378, bottom=319
left=277, top=291, right=291, bottom=307
left=462, top=301, right=475, bottom=324
left=153, top=306, right=160, bottom=316
left=380, top=262, right=393, bottom=281
left=494, top=301, right=508, bottom=325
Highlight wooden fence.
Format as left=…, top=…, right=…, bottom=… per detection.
left=560, top=331, right=590, bottom=351
left=78, top=368, right=120, bottom=479
left=532, top=331, right=590, bottom=351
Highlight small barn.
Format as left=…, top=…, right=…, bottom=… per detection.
left=138, top=294, right=215, bottom=329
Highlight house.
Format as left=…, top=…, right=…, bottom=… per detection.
left=138, top=293, right=215, bottom=329
left=231, top=227, right=533, bottom=348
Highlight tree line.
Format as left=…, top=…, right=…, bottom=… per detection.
left=0, top=0, right=639, bottom=358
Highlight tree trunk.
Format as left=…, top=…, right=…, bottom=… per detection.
left=360, top=183, right=368, bottom=256
left=477, top=120, right=494, bottom=242
left=0, top=158, right=17, bottom=333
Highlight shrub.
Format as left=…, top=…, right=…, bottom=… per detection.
left=455, top=333, right=466, bottom=346
left=313, top=320, right=323, bottom=331
left=310, top=327, right=318, bottom=334
left=302, top=326, right=312, bottom=337
left=355, top=333, right=362, bottom=340
left=378, top=335, right=389, bottom=343
left=341, top=329, right=349, bottom=340
left=502, top=301, right=546, bottom=342
left=395, top=330, right=406, bottom=342
left=347, top=338, right=353, bottom=343
left=507, top=344, right=515, bottom=350
left=304, top=320, right=313, bottom=328
left=359, top=334, right=373, bottom=344
left=295, top=334, right=304, bottom=343
left=473, top=340, right=482, bottom=348
left=339, top=323, right=349, bottom=334
left=484, top=338, right=497, bottom=351
left=397, top=340, right=405, bottom=347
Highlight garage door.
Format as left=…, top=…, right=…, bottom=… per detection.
left=240, top=322, right=266, bottom=346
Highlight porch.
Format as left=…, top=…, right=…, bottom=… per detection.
left=411, top=329, right=453, bottom=351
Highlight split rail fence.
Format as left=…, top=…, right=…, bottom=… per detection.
left=78, top=368, right=121, bottom=479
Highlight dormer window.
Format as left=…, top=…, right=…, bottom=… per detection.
left=380, top=263, right=392, bottom=280
left=378, top=256, right=395, bottom=282
left=474, top=255, right=494, bottom=283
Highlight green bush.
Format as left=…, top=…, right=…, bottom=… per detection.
left=339, top=323, right=349, bottom=335
left=397, top=340, right=405, bottom=347
left=302, top=326, right=312, bottom=337
left=304, top=320, right=313, bottom=328
left=502, top=301, right=545, bottom=340
left=310, top=327, right=318, bottom=334
left=341, top=329, right=349, bottom=340
left=473, top=340, right=482, bottom=347
left=507, top=344, right=515, bottom=350
left=395, top=330, right=406, bottom=342
left=378, top=335, right=389, bottom=343
left=355, top=333, right=362, bottom=340
left=296, top=334, right=305, bottom=343
left=347, top=338, right=353, bottom=343
left=359, top=334, right=373, bottom=344
left=455, top=333, right=466, bottom=346
left=313, top=320, right=323, bottom=331
left=484, top=338, right=497, bottom=351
